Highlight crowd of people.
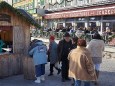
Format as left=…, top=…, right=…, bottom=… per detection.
left=29, top=32, right=105, bottom=86
left=42, top=26, right=114, bottom=36
left=32, top=26, right=114, bottom=45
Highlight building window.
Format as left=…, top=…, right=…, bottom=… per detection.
left=77, top=0, right=84, bottom=5
left=76, top=18, right=86, bottom=21
left=54, top=4, right=57, bottom=8
left=29, top=3, right=34, bottom=9
left=21, top=5, right=25, bottom=9
left=13, top=0, right=17, bottom=3
left=60, top=0, right=65, bottom=7
left=84, top=0, right=90, bottom=4
left=40, top=0, right=45, bottom=5
left=65, top=1, right=71, bottom=6
left=26, top=5, right=29, bottom=10
left=103, top=16, right=115, bottom=20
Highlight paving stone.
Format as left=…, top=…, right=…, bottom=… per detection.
left=0, top=58, right=115, bottom=86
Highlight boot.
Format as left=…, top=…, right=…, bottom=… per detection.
left=41, top=75, right=45, bottom=81
left=55, top=66, right=61, bottom=75
left=48, top=73, right=53, bottom=76
left=34, top=77, right=41, bottom=83
left=57, top=69, right=61, bottom=75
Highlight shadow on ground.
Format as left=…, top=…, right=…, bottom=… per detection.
left=98, top=71, right=115, bottom=86
left=0, top=71, right=115, bottom=86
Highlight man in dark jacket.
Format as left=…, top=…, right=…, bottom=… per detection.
left=57, top=32, right=72, bottom=82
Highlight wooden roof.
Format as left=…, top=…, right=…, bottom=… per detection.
left=0, top=1, right=41, bottom=28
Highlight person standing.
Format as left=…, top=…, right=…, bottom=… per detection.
left=71, top=36, right=78, bottom=86
left=68, top=39, right=97, bottom=86
left=71, top=37, right=78, bottom=49
left=87, top=33, right=105, bottom=85
left=48, top=35, right=61, bottom=76
left=29, top=40, right=47, bottom=83
left=57, top=32, right=72, bottom=82
left=0, top=36, right=5, bottom=53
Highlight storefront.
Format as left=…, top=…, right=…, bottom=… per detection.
left=44, top=3, right=115, bottom=34
left=102, top=15, right=115, bottom=32
left=76, top=18, right=86, bottom=29
left=65, top=18, right=74, bottom=28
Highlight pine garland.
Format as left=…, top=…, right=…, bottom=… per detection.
left=49, top=0, right=73, bottom=6
left=108, top=34, right=115, bottom=42
left=0, top=1, right=41, bottom=28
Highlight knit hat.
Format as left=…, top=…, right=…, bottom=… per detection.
left=50, top=35, right=55, bottom=40
left=64, top=32, right=70, bottom=37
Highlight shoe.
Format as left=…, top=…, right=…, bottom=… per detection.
left=57, top=69, right=61, bottom=75
left=48, top=73, right=53, bottom=76
left=71, top=83, right=74, bottom=86
left=92, top=81, right=98, bottom=85
left=94, top=81, right=98, bottom=85
left=35, top=80, right=41, bottom=83
left=62, top=78, right=66, bottom=82
left=65, top=78, right=71, bottom=81
left=34, top=77, right=41, bottom=83
left=41, top=75, right=45, bottom=81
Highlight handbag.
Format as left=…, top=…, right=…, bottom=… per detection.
left=55, top=62, right=61, bottom=69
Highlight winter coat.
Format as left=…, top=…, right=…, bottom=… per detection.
left=57, top=39, right=72, bottom=61
left=29, top=41, right=47, bottom=65
left=48, top=41, right=58, bottom=64
left=0, top=40, right=4, bottom=53
left=87, top=39, right=105, bottom=64
left=68, top=46, right=97, bottom=81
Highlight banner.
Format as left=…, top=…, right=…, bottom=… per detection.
left=45, top=5, right=115, bottom=19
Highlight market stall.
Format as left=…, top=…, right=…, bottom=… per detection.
left=0, top=1, right=40, bottom=79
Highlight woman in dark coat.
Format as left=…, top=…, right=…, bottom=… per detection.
left=48, top=35, right=61, bottom=76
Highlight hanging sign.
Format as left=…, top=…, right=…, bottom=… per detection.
left=0, top=14, right=11, bottom=23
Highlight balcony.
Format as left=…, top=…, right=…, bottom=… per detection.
left=47, top=0, right=115, bottom=12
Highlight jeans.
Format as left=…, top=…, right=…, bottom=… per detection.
left=35, top=64, right=45, bottom=77
left=75, top=80, right=90, bottom=86
left=94, top=64, right=100, bottom=71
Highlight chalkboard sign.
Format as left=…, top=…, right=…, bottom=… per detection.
left=0, top=14, right=11, bottom=23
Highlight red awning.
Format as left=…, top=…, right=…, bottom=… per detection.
left=44, top=5, right=115, bottom=19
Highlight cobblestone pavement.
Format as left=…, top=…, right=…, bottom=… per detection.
left=0, top=58, right=115, bottom=86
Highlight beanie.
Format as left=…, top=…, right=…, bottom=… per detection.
left=50, top=35, right=55, bottom=40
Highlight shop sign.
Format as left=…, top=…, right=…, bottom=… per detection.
left=45, top=6, right=115, bottom=19
left=0, top=14, right=11, bottom=23
left=13, top=0, right=33, bottom=7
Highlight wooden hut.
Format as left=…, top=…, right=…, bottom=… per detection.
left=0, top=1, right=40, bottom=78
